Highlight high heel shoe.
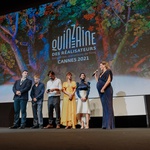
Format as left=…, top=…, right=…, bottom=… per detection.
left=65, top=126, right=69, bottom=129
left=80, top=121, right=84, bottom=129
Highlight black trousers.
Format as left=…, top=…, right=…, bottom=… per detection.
left=48, top=96, right=60, bottom=125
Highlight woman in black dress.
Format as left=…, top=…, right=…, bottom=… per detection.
left=94, top=61, right=115, bottom=129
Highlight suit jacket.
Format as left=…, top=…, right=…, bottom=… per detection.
left=30, top=82, right=45, bottom=101
left=13, top=78, right=32, bottom=100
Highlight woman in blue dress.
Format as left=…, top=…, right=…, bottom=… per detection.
left=94, top=61, right=115, bottom=129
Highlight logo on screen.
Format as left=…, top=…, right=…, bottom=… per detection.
left=52, top=24, right=96, bottom=51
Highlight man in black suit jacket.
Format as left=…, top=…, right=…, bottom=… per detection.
left=9, top=70, right=32, bottom=129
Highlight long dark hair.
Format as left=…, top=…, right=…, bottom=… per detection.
left=79, top=73, right=86, bottom=78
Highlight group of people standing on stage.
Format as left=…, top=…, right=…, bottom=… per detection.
left=9, top=61, right=115, bottom=130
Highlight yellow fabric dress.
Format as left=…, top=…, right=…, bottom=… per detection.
left=61, top=81, right=77, bottom=128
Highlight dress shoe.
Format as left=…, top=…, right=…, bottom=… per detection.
left=9, top=125, right=18, bottom=129
left=44, top=124, right=53, bottom=129
left=19, top=126, right=25, bottom=129
left=56, top=125, right=60, bottom=129
left=30, top=125, right=39, bottom=129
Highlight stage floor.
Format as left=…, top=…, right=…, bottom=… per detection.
left=0, top=128, right=150, bottom=150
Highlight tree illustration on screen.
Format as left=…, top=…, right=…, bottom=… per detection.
left=0, top=0, right=150, bottom=84
left=53, top=0, right=150, bottom=74
left=0, top=3, right=55, bottom=83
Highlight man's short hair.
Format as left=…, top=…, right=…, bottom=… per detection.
left=47, top=71, right=55, bottom=76
left=22, top=70, right=28, bottom=73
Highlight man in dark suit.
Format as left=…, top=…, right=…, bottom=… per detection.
left=30, top=74, right=45, bottom=129
left=9, top=70, right=32, bottom=129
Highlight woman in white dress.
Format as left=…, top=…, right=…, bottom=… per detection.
left=76, top=73, right=90, bottom=129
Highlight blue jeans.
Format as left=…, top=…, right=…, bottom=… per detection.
left=48, top=96, right=60, bottom=125
left=13, top=99, right=28, bottom=127
left=32, top=100, right=43, bottom=126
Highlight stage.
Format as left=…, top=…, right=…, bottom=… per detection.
left=0, top=128, right=150, bottom=150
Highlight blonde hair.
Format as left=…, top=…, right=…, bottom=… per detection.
left=100, top=61, right=110, bottom=69
left=34, top=74, right=40, bottom=79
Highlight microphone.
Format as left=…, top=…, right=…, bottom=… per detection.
left=92, top=70, right=98, bottom=76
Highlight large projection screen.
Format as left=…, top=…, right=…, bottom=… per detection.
left=0, top=0, right=150, bottom=103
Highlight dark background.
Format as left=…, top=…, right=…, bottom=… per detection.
left=0, top=101, right=148, bottom=128
left=0, top=0, right=55, bottom=15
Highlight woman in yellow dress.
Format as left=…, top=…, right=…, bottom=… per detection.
left=61, top=72, right=77, bottom=129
